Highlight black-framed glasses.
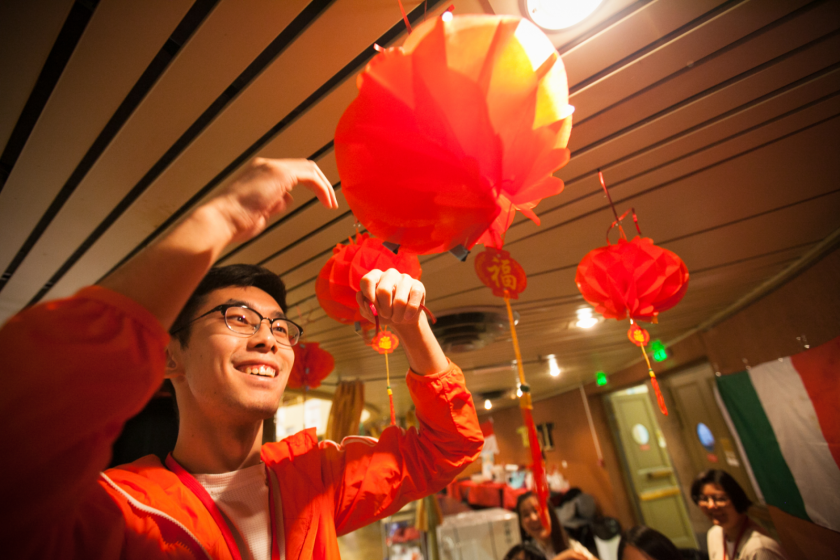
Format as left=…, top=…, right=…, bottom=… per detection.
left=174, top=304, right=303, bottom=346
left=695, top=494, right=730, bottom=507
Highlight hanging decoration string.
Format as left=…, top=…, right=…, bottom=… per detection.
left=368, top=303, right=396, bottom=426
left=629, top=318, right=669, bottom=416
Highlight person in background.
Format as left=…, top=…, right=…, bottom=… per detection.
left=504, top=542, right=552, bottom=560
left=691, top=470, right=788, bottom=560
left=511, top=491, right=597, bottom=560
left=618, top=526, right=682, bottom=560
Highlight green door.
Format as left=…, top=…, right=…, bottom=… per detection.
left=607, top=385, right=697, bottom=549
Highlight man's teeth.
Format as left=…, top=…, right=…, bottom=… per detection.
left=242, top=365, right=276, bottom=377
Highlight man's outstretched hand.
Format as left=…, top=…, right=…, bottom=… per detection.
left=214, top=158, right=338, bottom=243
left=355, top=269, right=447, bottom=376
left=100, top=158, right=337, bottom=329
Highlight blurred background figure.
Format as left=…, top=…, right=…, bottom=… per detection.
left=618, top=526, right=682, bottom=560
left=691, top=470, right=788, bottom=560
left=512, top=492, right=597, bottom=560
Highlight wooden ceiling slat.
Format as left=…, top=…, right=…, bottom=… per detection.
left=40, top=0, right=455, bottom=303
left=0, top=0, right=74, bottom=152
left=569, top=0, right=811, bottom=126
left=0, top=0, right=194, bottom=275
left=560, top=0, right=728, bottom=88
left=0, top=0, right=313, bottom=319
left=571, top=1, right=840, bottom=150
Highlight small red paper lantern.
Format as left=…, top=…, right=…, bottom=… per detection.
left=287, top=341, right=334, bottom=390
left=474, top=247, right=527, bottom=299
left=627, top=324, right=650, bottom=347
left=316, top=233, right=422, bottom=324
left=372, top=329, right=400, bottom=355
left=575, top=237, right=689, bottom=322
left=335, top=14, right=573, bottom=254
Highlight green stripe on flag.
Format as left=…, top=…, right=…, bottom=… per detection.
left=717, top=371, right=809, bottom=520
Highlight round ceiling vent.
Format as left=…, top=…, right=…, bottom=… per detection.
left=430, top=307, right=519, bottom=353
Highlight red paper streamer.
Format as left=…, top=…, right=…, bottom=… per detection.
left=335, top=15, right=573, bottom=254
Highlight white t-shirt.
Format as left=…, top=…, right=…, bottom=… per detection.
left=193, top=463, right=285, bottom=560
left=533, top=537, right=596, bottom=560
left=706, top=524, right=787, bottom=560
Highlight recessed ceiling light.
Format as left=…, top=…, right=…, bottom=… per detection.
left=484, top=399, right=493, bottom=410
left=441, top=10, right=453, bottom=22
left=526, top=0, right=603, bottom=31
left=575, top=307, right=599, bottom=329
left=547, top=354, right=562, bottom=377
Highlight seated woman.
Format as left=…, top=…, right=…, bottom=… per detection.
left=618, top=526, right=682, bottom=560
left=691, top=470, right=788, bottom=560
left=510, top=492, right=596, bottom=560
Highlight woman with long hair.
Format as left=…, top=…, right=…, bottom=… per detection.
left=691, top=470, right=787, bottom=560
left=617, top=526, right=681, bottom=560
left=509, top=492, right=596, bottom=560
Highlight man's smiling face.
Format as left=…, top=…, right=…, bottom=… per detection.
left=167, top=286, right=294, bottom=423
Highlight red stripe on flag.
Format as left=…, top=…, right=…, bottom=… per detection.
left=791, top=334, right=840, bottom=471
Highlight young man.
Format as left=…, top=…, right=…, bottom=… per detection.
left=0, top=159, right=483, bottom=559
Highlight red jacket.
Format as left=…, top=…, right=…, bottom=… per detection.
left=0, top=286, right=483, bottom=559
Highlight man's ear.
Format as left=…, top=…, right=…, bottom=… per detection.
left=165, top=339, right=185, bottom=380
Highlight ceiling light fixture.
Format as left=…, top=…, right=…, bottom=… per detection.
left=547, top=354, right=562, bottom=377
left=484, top=399, right=493, bottom=410
left=575, top=307, right=598, bottom=329
left=526, top=0, right=603, bottom=31
left=441, top=9, right=453, bottom=22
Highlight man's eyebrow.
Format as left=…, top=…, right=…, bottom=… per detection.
left=223, top=299, right=285, bottom=319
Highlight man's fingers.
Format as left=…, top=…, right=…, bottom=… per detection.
left=391, top=275, right=414, bottom=323
left=359, top=269, right=384, bottom=309
left=405, top=281, right=425, bottom=322
left=375, top=269, right=402, bottom=320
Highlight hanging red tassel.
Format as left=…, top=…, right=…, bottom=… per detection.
left=649, top=375, right=668, bottom=416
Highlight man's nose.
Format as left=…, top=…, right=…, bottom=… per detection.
left=250, top=320, right=277, bottom=349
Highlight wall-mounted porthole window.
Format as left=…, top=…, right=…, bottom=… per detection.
left=631, top=423, right=650, bottom=445
left=696, top=422, right=715, bottom=452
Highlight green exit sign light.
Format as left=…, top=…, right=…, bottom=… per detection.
left=651, top=340, right=668, bottom=362
left=595, top=371, right=608, bottom=386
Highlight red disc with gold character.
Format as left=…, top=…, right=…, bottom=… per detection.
left=474, top=247, right=527, bottom=299
left=372, top=329, right=399, bottom=355
left=627, top=323, right=650, bottom=347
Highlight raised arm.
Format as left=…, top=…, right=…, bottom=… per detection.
left=100, top=158, right=337, bottom=328
left=319, top=272, right=483, bottom=534
left=0, top=158, right=336, bottom=558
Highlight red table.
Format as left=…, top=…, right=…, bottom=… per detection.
left=447, top=480, right=529, bottom=510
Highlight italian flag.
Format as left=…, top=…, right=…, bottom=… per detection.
left=715, top=335, right=840, bottom=532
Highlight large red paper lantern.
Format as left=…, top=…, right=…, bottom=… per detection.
left=316, top=233, right=422, bottom=324
left=575, top=237, right=689, bottom=323
left=335, top=14, right=573, bottom=255
left=288, top=341, right=334, bottom=390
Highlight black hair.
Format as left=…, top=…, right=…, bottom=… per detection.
left=515, top=492, right=568, bottom=555
left=618, top=526, right=681, bottom=560
left=690, top=469, right=752, bottom=514
left=503, top=542, right=548, bottom=560
left=169, top=264, right=287, bottom=347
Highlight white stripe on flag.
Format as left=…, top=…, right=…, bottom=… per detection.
left=748, top=358, right=840, bottom=531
